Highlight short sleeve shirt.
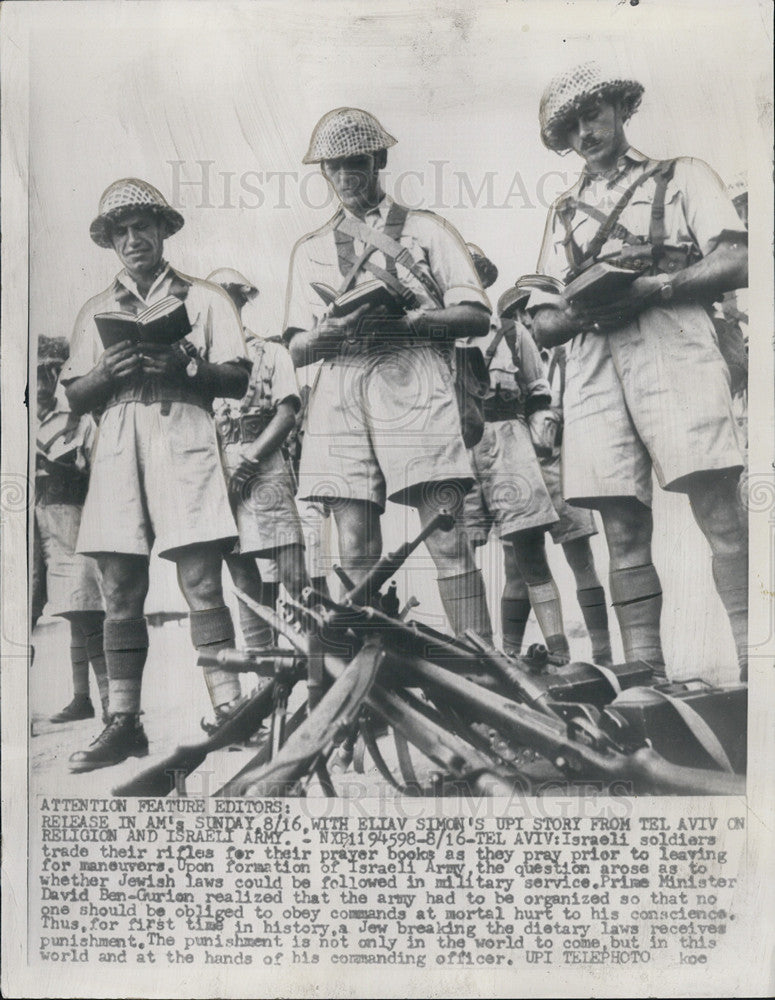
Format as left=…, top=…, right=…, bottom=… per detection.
left=61, top=264, right=247, bottom=384
left=36, top=404, right=95, bottom=478
left=214, top=331, right=300, bottom=424
left=283, top=195, right=490, bottom=336
left=532, top=148, right=747, bottom=308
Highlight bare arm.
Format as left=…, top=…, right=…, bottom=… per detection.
left=64, top=341, right=142, bottom=415
left=241, top=399, right=298, bottom=465
left=533, top=239, right=748, bottom=343
left=138, top=344, right=249, bottom=399
left=402, top=302, right=490, bottom=342
left=576, top=238, right=749, bottom=332
left=288, top=302, right=490, bottom=366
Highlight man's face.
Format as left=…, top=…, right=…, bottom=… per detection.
left=565, top=97, right=627, bottom=172
left=37, top=364, right=60, bottom=416
left=516, top=304, right=532, bottom=330
left=109, top=210, right=166, bottom=280
left=322, top=153, right=382, bottom=215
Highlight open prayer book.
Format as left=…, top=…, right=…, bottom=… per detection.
left=311, top=279, right=406, bottom=318
left=94, top=295, right=192, bottom=349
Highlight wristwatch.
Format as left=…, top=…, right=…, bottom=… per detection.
left=179, top=340, right=201, bottom=377
left=658, top=280, right=674, bottom=302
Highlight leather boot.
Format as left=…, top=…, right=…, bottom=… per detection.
left=50, top=694, right=95, bottom=724
left=69, top=713, right=149, bottom=773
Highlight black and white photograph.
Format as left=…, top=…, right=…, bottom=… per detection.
left=2, top=1, right=773, bottom=997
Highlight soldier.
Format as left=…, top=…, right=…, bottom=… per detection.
left=462, top=250, right=571, bottom=661
left=34, top=337, right=108, bottom=723
left=284, top=108, right=492, bottom=640
left=500, top=275, right=612, bottom=665
left=61, top=179, right=249, bottom=771
left=530, top=62, right=748, bottom=679
left=206, top=267, right=308, bottom=680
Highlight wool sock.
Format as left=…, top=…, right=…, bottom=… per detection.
left=577, top=585, right=613, bottom=664
left=69, top=621, right=90, bottom=697
left=191, top=606, right=241, bottom=710
left=527, top=579, right=569, bottom=660
left=104, top=617, right=149, bottom=715
left=500, top=596, right=531, bottom=656
left=711, top=551, right=748, bottom=681
left=609, top=563, right=665, bottom=674
left=437, top=569, right=493, bottom=642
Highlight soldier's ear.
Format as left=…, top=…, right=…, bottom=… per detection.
left=375, top=149, right=387, bottom=170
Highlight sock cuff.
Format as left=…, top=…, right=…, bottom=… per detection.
left=577, top=585, right=607, bottom=609
left=501, top=596, right=532, bottom=612
left=526, top=580, right=559, bottom=604
left=190, top=606, right=235, bottom=648
left=609, top=564, right=661, bottom=606
left=85, top=631, right=105, bottom=660
left=104, top=617, right=148, bottom=652
left=437, top=569, right=487, bottom=602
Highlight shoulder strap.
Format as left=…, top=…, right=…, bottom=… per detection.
left=546, top=346, right=567, bottom=401
left=556, top=200, right=583, bottom=275
left=484, top=324, right=508, bottom=366
left=648, top=159, right=677, bottom=248
left=337, top=207, right=444, bottom=307
left=572, top=201, right=641, bottom=246
left=579, top=160, right=667, bottom=269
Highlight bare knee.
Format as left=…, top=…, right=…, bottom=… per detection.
left=334, top=501, right=382, bottom=576
left=97, top=555, right=149, bottom=618
left=226, top=555, right=262, bottom=599
left=176, top=545, right=225, bottom=610
left=598, top=498, right=653, bottom=567
left=686, top=472, right=746, bottom=555
left=507, top=528, right=552, bottom=586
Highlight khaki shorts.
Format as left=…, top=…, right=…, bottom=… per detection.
left=540, top=452, right=597, bottom=545
left=77, top=401, right=238, bottom=560
left=463, top=420, right=558, bottom=546
left=297, top=345, right=473, bottom=510
left=222, top=445, right=303, bottom=557
left=35, top=503, right=103, bottom=616
left=562, top=303, right=745, bottom=508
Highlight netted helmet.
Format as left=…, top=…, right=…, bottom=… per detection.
left=206, top=268, right=259, bottom=300
left=37, top=336, right=70, bottom=368
left=540, top=61, right=644, bottom=152
left=90, top=178, right=184, bottom=248
left=466, top=244, right=499, bottom=290
left=303, top=108, right=396, bottom=164
left=498, top=274, right=563, bottom=318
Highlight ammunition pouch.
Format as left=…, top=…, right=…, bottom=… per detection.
left=482, top=386, right=523, bottom=424
left=217, top=412, right=273, bottom=446
left=35, top=472, right=88, bottom=507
